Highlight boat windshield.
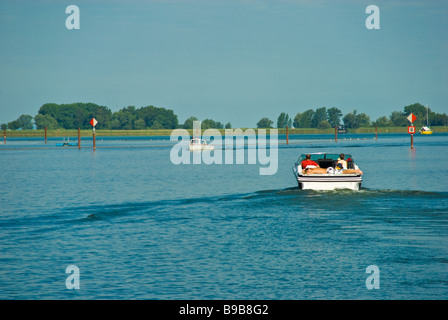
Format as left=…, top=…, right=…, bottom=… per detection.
left=298, top=153, right=353, bottom=163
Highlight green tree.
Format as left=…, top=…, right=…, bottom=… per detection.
left=257, top=117, right=273, bottom=128
left=111, top=106, right=138, bottom=130
left=295, top=109, right=315, bottom=128
left=16, top=114, right=34, bottom=129
left=202, top=119, right=223, bottom=129
left=293, top=113, right=301, bottom=128
left=389, top=111, right=407, bottom=126
left=356, top=112, right=371, bottom=127
left=134, top=118, right=146, bottom=130
left=317, top=120, right=331, bottom=129
left=7, top=120, right=20, bottom=130
left=343, top=110, right=370, bottom=129
left=150, top=121, right=164, bottom=129
left=37, top=102, right=112, bottom=129
left=138, top=105, right=178, bottom=129
left=343, top=110, right=357, bottom=129
left=327, top=107, right=342, bottom=127
left=34, top=114, right=58, bottom=129
left=7, top=114, right=33, bottom=130
left=109, top=118, right=122, bottom=130
left=183, top=116, right=199, bottom=129
left=84, top=103, right=113, bottom=129
left=372, top=116, right=392, bottom=127
left=225, top=122, right=232, bottom=129
left=311, top=107, right=327, bottom=128
left=403, top=103, right=426, bottom=127
left=431, top=112, right=448, bottom=126
left=277, top=112, right=291, bottom=128
left=38, top=103, right=59, bottom=119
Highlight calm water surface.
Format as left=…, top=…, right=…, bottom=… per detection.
left=0, top=133, right=447, bottom=299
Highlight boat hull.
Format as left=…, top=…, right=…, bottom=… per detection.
left=189, top=145, right=214, bottom=151
left=292, top=152, right=363, bottom=191
left=297, top=174, right=362, bottom=191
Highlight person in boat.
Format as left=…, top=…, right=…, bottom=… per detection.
left=301, top=154, right=320, bottom=170
left=337, top=153, right=347, bottom=169
left=303, top=167, right=327, bottom=174
left=342, top=168, right=363, bottom=175
left=303, top=166, right=363, bottom=175
left=336, top=162, right=363, bottom=175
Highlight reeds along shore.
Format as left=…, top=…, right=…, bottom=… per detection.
left=3, top=126, right=448, bottom=138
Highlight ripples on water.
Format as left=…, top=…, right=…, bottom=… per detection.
left=1, top=188, right=447, bottom=299
left=0, top=133, right=447, bottom=299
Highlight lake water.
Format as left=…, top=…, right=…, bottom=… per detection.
left=0, top=132, right=447, bottom=299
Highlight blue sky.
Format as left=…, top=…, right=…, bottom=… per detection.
left=1, top=0, right=447, bottom=128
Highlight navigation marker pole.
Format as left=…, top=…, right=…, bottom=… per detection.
left=90, top=118, right=98, bottom=151
left=407, top=113, right=417, bottom=149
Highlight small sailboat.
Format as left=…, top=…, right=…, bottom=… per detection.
left=419, top=104, right=433, bottom=134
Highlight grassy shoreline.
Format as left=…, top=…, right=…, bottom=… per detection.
left=3, top=126, right=448, bottom=137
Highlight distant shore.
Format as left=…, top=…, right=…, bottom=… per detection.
left=3, top=126, right=448, bottom=137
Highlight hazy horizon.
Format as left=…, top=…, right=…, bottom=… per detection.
left=1, top=0, right=447, bottom=128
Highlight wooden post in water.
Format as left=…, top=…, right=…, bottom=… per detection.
left=93, top=127, right=96, bottom=150
left=375, top=126, right=378, bottom=141
left=335, top=126, right=338, bottom=142
left=286, top=126, right=289, bottom=145
left=78, top=128, right=81, bottom=149
left=44, top=127, right=47, bottom=144
left=411, top=133, right=414, bottom=149
left=3, top=130, right=6, bottom=144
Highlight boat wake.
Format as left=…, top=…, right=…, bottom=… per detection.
left=2, top=187, right=446, bottom=240
left=68, top=188, right=448, bottom=222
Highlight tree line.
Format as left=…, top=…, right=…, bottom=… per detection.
left=1, top=103, right=180, bottom=130
left=1, top=102, right=233, bottom=131
left=256, top=103, right=448, bottom=129
left=2, top=102, right=447, bottom=131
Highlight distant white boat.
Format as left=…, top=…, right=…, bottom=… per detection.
left=419, top=104, right=433, bottom=135
left=292, top=152, right=363, bottom=191
left=189, top=137, right=214, bottom=151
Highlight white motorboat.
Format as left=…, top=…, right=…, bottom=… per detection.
left=292, top=153, right=363, bottom=191
left=189, top=137, right=215, bottom=151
